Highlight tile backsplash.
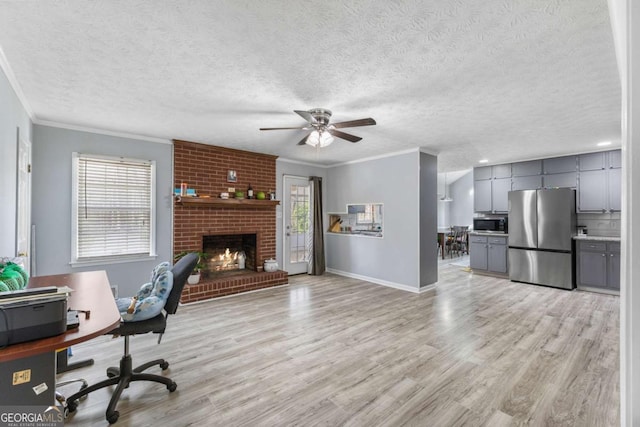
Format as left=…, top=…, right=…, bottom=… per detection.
left=576, top=212, right=621, bottom=237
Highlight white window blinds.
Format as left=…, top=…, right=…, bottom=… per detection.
left=73, top=153, right=155, bottom=263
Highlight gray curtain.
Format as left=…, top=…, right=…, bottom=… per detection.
left=309, top=176, right=325, bottom=275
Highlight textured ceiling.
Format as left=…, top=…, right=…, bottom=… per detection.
left=0, top=0, right=621, bottom=171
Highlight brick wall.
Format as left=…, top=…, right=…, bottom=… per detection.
left=173, top=140, right=287, bottom=301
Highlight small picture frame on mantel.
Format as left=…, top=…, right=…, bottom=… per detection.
left=227, top=170, right=237, bottom=183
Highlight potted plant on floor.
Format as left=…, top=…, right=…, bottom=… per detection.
left=174, top=251, right=207, bottom=285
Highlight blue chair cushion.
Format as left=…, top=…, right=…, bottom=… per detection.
left=115, top=262, right=173, bottom=322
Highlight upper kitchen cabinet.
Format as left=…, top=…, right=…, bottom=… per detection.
left=579, top=150, right=622, bottom=170
left=512, top=160, right=542, bottom=177
left=512, top=175, right=542, bottom=191
left=542, top=155, right=577, bottom=189
left=474, top=165, right=511, bottom=213
left=474, top=166, right=492, bottom=180
left=579, top=152, right=606, bottom=171
left=577, top=150, right=621, bottom=212
left=543, top=156, right=577, bottom=174
left=492, top=164, right=512, bottom=179
left=543, top=172, right=577, bottom=189
left=609, top=150, right=622, bottom=168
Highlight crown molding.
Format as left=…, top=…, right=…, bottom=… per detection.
left=34, top=119, right=172, bottom=144
left=328, top=147, right=422, bottom=168
left=276, top=157, right=329, bottom=168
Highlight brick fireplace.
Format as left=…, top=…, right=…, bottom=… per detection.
left=173, top=140, right=288, bottom=303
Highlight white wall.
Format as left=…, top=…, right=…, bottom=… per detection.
left=31, top=124, right=173, bottom=297
left=449, top=170, right=474, bottom=228
left=324, top=150, right=433, bottom=290
left=0, top=65, right=32, bottom=257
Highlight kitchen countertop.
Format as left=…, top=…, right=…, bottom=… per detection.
left=469, top=232, right=509, bottom=237
left=573, top=235, right=621, bottom=242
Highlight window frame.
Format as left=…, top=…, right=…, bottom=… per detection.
left=71, top=152, right=157, bottom=267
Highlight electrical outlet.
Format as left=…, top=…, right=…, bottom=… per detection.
left=228, top=187, right=235, bottom=192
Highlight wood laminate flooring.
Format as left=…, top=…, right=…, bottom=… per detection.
left=59, top=257, right=619, bottom=426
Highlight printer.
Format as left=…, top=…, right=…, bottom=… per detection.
left=0, top=287, right=68, bottom=346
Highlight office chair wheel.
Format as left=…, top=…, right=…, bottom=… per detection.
left=160, top=361, right=169, bottom=370
left=107, top=410, right=119, bottom=424
left=67, top=400, right=77, bottom=413
left=168, top=381, right=177, bottom=392
left=106, top=367, right=119, bottom=378
left=63, top=405, right=70, bottom=419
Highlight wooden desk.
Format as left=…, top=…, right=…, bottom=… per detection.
left=0, top=270, right=121, bottom=363
left=0, top=271, right=120, bottom=406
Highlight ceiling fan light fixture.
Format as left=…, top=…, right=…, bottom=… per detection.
left=319, top=131, right=334, bottom=147
left=306, top=130, right=334, bottom=147
left=306, top=130, right=320, bottom=147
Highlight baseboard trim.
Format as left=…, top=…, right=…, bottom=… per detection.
left=326, top=268, right=429, bottom=294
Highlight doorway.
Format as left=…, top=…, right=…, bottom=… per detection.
left=283, top=176, right=312, bottom=275
left=16, top=133, right=31, bottom=273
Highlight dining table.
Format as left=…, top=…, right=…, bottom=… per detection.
left=437, top=227, right=452, bottom=260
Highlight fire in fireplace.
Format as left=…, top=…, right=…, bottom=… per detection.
left=209, top=248, right=245, bottom=272
left=203, top=233, right=257, bottom=272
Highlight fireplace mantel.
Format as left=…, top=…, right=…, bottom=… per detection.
left=175, top=197, right=280, bottom=209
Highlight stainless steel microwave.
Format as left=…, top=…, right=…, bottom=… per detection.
left=473, top=217, right=508, bottom=233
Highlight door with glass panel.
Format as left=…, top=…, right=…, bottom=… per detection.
left=284, top=176, right=312, bottom=275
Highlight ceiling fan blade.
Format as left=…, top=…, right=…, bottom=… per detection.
left=259, top=126, right=308, bottom=131
left=297, top=133, right=312, bottom=145
left=294, top=110, right=318, bottom=124
left=328, top=129, right=362, bottom=143
left=331, top=118, right=376, bottom=129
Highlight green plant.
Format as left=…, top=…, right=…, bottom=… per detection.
left=174, top=251, right=208, bottom=272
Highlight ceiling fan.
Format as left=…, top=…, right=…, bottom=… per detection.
left=259, top=108, right=376, bottom=147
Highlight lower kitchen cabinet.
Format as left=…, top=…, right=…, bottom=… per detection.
left=470, top=234, right=508, bottom=275
left=576, top=240, right=620, bottom=292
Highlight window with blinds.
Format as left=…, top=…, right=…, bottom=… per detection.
left=72, top=153, right=156, bottom=264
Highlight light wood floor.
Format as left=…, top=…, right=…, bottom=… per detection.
left=60, top=257, right=619, bottom=426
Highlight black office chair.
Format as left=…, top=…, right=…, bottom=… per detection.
left=66, top=253, right=198, bottom=424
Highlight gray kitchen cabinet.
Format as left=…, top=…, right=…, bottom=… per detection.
left=577, top=240, right=620, bottom=291
left=512, top=160, right=542, bottom=177
left=473, top=175, right=510, bottom=213
left=578, top=169, right=607, bottom=212
left=578, top=151, right=620, bottom=212
left=608, top=243, right=620, bottom=290
left=512, top=175, right=542, bottom=191
left=492, top=178, right=511, bottom=212
left=474, top=180, right=492, bottom=212
left=543, top=156, right=577, bottom=174
left=579, top=152, right=606, bottom=171
left=609, top=150, right=622, bottom=168
left=487, top=236, right=508, bottom=273
left=543, top=172, right=577, bottom=189
left=474, top=166, right=492, bottom=180
left=470, top=237, right=488, bottom=270
left=492, top=164, right=512, bottom=179
left=609, top=168, right=621, bottom=211
left=470, top=235, right=507, bottom=274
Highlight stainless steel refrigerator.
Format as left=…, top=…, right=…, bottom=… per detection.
left=508, top=188, right=576, bottom=290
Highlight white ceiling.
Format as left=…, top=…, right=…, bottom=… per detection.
left=0, top=1, right=621, bottom=171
